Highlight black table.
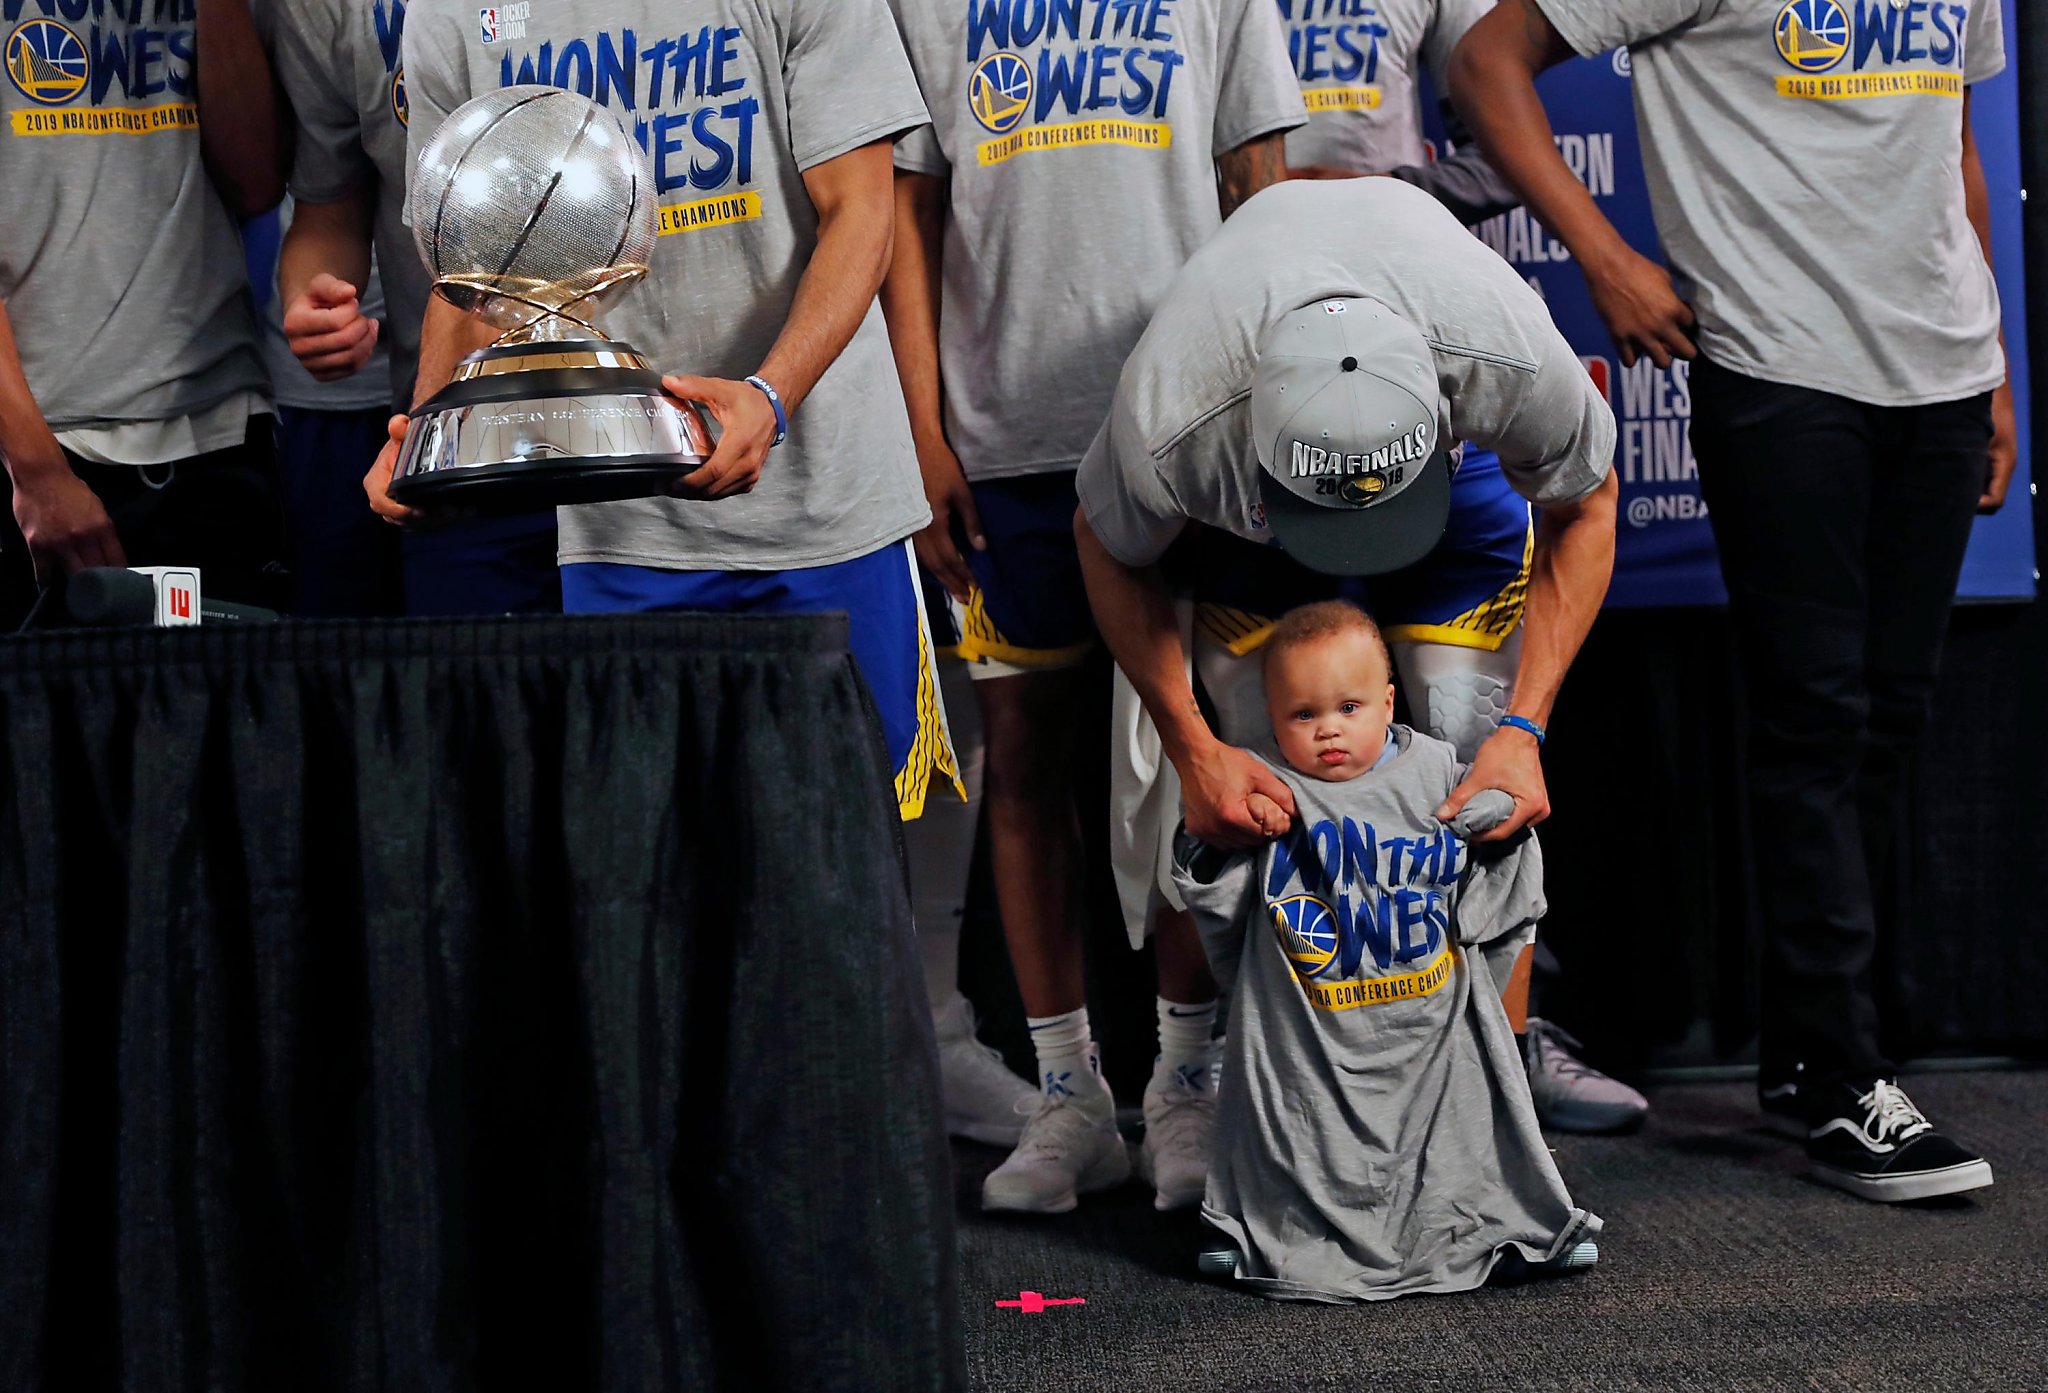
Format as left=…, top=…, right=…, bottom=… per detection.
left=0, top=616, right=961, bottom=1392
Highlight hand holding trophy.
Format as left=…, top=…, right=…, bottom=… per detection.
left=388, top=85, right=714, bottom=511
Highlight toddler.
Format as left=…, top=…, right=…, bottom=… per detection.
left=1174, top=600, right=1601, bottom=1301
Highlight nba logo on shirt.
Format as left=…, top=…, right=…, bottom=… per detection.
left=479, top=3, right=526, bottom=42
left=1323, top=301, right=1348, bottom=315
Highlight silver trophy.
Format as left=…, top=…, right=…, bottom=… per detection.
left=388, top=85, right=711, bottom=510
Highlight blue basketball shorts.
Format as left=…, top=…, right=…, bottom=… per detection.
left=1181, top=448, right=1535, bottom=658
left=401, top=509, right=563, bottom=617
left=561, top=540, right=964, bottom=820
left=941, top=470, right=1097, bottom=677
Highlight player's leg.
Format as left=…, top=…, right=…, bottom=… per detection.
left=905, top=632, right=1038, bottom=1147
left=1379, top=450, right=1646, bottom=1133
left=1696, top=362, right=1989, bottom=1198
left=558, top=542, right=960, bottom=814
left=1131, top=904, right=1220, bottom=1211
left=401, top=510, right=563, bottom=616
left=114, top=414, right=291, bottom=612
left=910, top=648, right=985, bottom=1011
left=274, top=405, right=403, bottom=616
left=950, top=473, right=1128, bottom=1213
left=1689, top=362, right=1884, bottom=1117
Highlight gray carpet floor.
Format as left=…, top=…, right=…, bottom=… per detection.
left=954, top=1070, right=2048, bottom=1392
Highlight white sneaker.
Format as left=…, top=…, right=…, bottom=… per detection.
left=932, top=994, right=1038, bottom=1147
left=1524, top=1018, right=1648, bottom=1136
left=1136, top=1061, right=1215, bottom=1212
left=980, top=1091, right=1131, bottom=1215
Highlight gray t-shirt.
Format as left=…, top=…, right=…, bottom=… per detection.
left=0, top=3, right=266, bottom=429
left=1076, top=178, right=1613, bottom=568
left=404, top=0, right=933, bottom=570
left=1275, top=0, right=1485, bottom=170
left=886, top=0, right=1305, bottom=482
left=1173, top=727, right=1600, bottom=1301
left=1536, top=0, right=2005, bottom=407
left=263, top=0, right=432, bottom=407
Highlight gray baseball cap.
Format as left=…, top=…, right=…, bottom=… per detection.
left=1251, top=297, right=1451, bottom=577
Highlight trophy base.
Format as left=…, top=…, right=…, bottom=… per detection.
left=388, top=339, right=713, bottom=512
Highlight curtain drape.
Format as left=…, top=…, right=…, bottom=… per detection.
left=0, top=616, right=961, bottom=1393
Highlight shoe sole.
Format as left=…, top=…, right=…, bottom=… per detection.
left=1196, top=1245, right=1241, bottom=1278
left=1536, top=1106, right=1647, bottom=1136
left=980, top=1144, right=1134, bottom=1216
left=1133, top=1145, right=1206, bottom=1212
left=1810, top=1158, right=1994, bottom=1203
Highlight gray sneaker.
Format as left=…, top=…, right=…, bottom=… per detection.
left=1524, top=1018, right=1648, bottom=1135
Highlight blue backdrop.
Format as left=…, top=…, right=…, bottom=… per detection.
left=1425, top=0, right=2035, bottom=607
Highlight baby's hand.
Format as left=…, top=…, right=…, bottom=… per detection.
left=1447, top=789, right=1517, bottom=838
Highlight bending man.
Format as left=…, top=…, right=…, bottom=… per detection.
left=1076, top=178, right=1617, bottom=987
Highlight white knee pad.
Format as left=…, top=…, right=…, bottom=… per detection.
left=1392, top=630, right=1522, bottom=764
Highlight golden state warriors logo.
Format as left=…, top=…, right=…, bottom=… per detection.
left=1340, top=472, right=1389, bottom=507
left=969, top=52, right=1031, bottom=135
left=392, top=67, right=408, bottom=125
left=1774, top=0, right=1848, bottom=73
left=5, top=20, right=88, bottom=106
left=1271, top=895, right=1340, bottom=980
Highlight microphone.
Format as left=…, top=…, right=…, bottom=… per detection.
left=61, top=567, right=159, bottom=626
left=197, top=597, right=282, bottom=624
left=36, top=568, right=280, bottom=629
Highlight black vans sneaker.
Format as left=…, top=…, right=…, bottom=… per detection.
left=1758, top=1063, right=1805, bottom=1139
left=1805, top=1078, right=1993, bottom=1202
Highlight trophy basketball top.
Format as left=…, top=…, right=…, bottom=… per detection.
left=410, top=85, right=656, bottom=344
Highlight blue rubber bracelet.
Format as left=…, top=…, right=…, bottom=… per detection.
left=745, top=374, right=788, bottom=447
left=1498, top=714, right=1547, bottom=746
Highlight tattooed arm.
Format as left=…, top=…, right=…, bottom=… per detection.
left=1217, top=131, right=1290, bottom=220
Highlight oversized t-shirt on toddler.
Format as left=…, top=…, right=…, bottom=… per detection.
left=884, top=0, right=1305, bottom=482
left=403, top=0, right=934, bottom=571
left=1172, top=724, right=1601, bottom=1302
left=1533, top=0, right=2005, bottom=407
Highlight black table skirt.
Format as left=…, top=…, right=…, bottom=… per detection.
left=0, top=617, right=961, bottom=1392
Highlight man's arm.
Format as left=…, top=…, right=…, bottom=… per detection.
left=877, top=169, right=984, bottom=600
left=1450, top=0, right=1695, bottom=368
left=0, top=301, right=125, bottom=580
left=661, top=140, right=898, bottom=501
left=362, top=295, right=494, bottom=525
left=279, top=192, right=381, bottom=382
left=1388, top=100, right=1524, bottom=226
left=1436, top=470, right=1617, bottom=840
left=1217, top=131, right=1290, bottom=219
left=196, top=0, right=286, bottom=215
left=1075, top=510, right=1296, bottom=849
left=1960, top=90, right=2016, bottom=514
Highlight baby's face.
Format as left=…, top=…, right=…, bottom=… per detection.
left=1264, top=631, right=1397, bottom=783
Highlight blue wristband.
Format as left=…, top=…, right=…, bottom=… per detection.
left=745, top=374, right=788, bottom=447
left=1498, top=714, right=1547, bottom=746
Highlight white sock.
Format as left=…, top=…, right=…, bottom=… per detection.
left=1155, top=997, right=1218, bottom=1092
left=1027, top=1007, right=1109, bottom=1107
